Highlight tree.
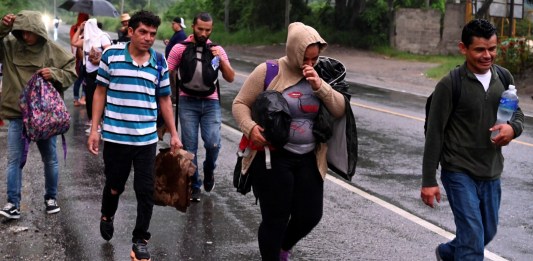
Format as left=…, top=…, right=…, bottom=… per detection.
left=335, top=0, right=366, bottom=30
left=475, top=0, right=494, bottom=19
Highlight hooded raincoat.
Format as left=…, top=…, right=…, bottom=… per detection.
left=232, top=22, right=346, bottom=179
left=0, top=10, right=77, bottom=119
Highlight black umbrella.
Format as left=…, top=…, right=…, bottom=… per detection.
left=58, top=0, right=119, bottom=17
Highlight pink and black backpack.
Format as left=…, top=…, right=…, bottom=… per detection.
left=19, top=73, right=70, bottom=167
left=20, top=73, right=71, bottom=141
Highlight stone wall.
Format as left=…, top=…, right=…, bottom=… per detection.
left=394, top=8, right=442, bottom=55
left=394, top=3, right=465, bottom=55
left=439, top=3, right=465, bottom=55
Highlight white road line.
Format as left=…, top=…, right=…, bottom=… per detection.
left=222, top=123, right=508, bottom=261
left=326, top=175, right=508, bottom=261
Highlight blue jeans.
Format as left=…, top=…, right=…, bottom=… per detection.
left=438, top=170, right=501, bottom=261
left=73, top=61, right=85, bottom=100
left=6, top=119, right=59, bottom=208
left=72, top=74, right=85, bottom=100
left=178, top=96, right=221, bottom=190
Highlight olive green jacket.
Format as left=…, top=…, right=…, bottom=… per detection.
left=422, top=63, right=524, bottom=186
left=0, top=10, right=76, bottom=119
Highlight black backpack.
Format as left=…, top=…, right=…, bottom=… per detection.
left=424, top=64, right=510, bottom=136
left=178, top=42, right=220, bottom=97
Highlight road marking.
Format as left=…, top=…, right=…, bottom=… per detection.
left=326, top=175, right=508, bottom=261
left=352, top=101, right=533, bottom=148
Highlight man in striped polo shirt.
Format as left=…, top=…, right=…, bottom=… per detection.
left=87, top=10, right=181, bottom=261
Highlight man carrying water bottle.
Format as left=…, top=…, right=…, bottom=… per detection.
left=421, top=19, right=524, bottom=261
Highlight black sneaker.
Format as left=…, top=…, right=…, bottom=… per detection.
left=203, top=172, right=215, bottom=192
left=190, top=188, right=201, bottom=202
left=100, top=216, right=114, bottom=241
left=132, top=239, right=150, bottom=260
left=0, top=203, right=20, bottom=220
left=44, top=198, right=60, bottom=214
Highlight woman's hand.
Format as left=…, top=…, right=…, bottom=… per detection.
left=302, top=64, right=321, bottom=90
left=249, top=125, right=268, bottom=147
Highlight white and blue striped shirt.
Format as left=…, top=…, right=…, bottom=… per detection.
left=96, top=43, right=170, bottom=146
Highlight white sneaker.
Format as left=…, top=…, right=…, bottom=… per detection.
left=0, top=202, right=20, bottom=219
left=44, top=198, right=60, bottom=214
left=85, top=126, right=102, bottom=135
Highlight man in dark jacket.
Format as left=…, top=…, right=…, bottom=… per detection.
left=421, top=19, right=524, bottom=261
left=164, top=16, right=187, bottom=104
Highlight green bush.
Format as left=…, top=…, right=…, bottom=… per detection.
left=497, top=37, right=533, bottom=76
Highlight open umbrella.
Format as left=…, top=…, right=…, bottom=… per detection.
left=58, top=0, right=119, bottom=17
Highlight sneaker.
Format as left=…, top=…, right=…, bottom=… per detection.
left=191, top=188, right=201, bottom=202
left=100, top=216, right=114, bottom=241
left=85, top=125, right=102, bottom=134
left=280, top=249, right=291, bottom=261
left=435, top=245, right=443, bottom=261
left=44, top=198, right=60, bottom=214
left=203, top=173, right=215, bottom=193
left=0, top=203, right=20, bottom=219
left=131, top=239, right=150, bottom=260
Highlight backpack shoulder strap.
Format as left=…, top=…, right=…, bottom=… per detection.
left=494, top=64, right=510, bottom=90
left=264, top=60, right=279, bottom=90
left=450, top=66, right=462, bottom=112
left=154, top=51, right=164, bottom=105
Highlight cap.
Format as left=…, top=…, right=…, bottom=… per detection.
left=120, top=13, right=131, bottom=22
left=172, top=17, right=186, bottom=28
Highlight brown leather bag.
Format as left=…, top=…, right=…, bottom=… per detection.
left=153, top=148, right=196, bottom=212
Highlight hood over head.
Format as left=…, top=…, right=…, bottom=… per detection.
left=11, top=10, right=48, bottom=46
left=269, top=22, right=327, bottom=92
left=285, top=22, right=327, bottom=69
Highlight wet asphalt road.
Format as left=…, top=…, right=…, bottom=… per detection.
left=0, top=24, right=531, bottom=260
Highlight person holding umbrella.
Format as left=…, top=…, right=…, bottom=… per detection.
left=70, top=12, right=89, bottom=107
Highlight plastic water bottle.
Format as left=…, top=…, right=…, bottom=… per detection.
left=491, top=85, right=518, bottom=139
left=211, top=56, right=220, bottom=70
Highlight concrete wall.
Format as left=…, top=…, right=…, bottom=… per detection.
left=439, top=3, right=465, bottom=55
left=394, top=3, right=465, bottom=55
left=394, top=8, right=441, bottom=55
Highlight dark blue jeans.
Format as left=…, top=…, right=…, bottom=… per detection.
left=73, top=61, right=85, bottom=100
left=101, top=141, right=157, bottom=243
left=438, top=170, right=501, bottom=261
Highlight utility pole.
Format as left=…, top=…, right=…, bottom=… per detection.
left=285, top=0, right=290, bottom=28
left=508, top=0, right=515, bottom=37
left=224, top=0, right=230, bottom=32
left=121, top=0, right=124, bottom=14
